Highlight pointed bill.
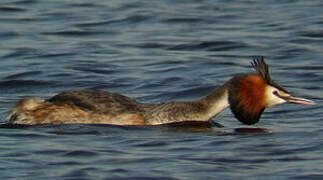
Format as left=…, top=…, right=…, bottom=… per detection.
left=284, top=95, right=316, bottom=106
left=273, top=90, right=315, bottom=106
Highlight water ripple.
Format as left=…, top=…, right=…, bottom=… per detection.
left=0, top=6, right=26, bottom=12
left=0, top=31, right=19, bottom=40
left=4, top=71, right=43, bottom=79
left=291, top=174, right=323, bottom=180
left=300, top=30, right=323, bottom=38
left=163, top=17, right=208, bottom=24
left=168, top=41, right=246, bottom=51
left=0, top=80, right=53, bottom=89
left=63, top=150, right=98, bottom=157
left=2, top=47, right=41, bottom=59
left=42, top=29, right=106, bottom=37
left=10, top=0, right=39, bottom=5
left=0, top=0, right=322, bottom=179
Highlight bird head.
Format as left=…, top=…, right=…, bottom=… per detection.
left=226, top=57, right=315, bottom=125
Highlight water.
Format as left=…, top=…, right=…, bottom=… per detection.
left=0, top=0, right=323, bottom=179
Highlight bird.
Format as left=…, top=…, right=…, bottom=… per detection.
left=7, top=57, right=315, bottom=126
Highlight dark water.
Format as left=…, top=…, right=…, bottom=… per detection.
left=0, top=0, right=323, bottom=179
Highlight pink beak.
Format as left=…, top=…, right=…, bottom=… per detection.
left=284, top=95, right=316, bottom=106
left=274, top=91, right=315, bottom=105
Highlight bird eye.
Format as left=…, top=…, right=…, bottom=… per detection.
left=273, top=90, right=279, bottom=96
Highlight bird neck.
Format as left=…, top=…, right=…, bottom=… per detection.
left=198, top=85, right=230, bottom=120
left=142, top=85, right=230, bottom=125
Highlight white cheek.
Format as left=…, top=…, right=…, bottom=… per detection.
left=265, top=86, right=286, bottom=107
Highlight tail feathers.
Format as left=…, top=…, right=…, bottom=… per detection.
left=7, top=98, right=44, bottom=125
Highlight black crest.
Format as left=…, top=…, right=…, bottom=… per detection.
left=251, top=57, right=271, bottom=83
left=251, top=57, right=289, bottom=93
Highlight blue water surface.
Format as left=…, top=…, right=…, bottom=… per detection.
left=0, top=0, right=323, bottom=179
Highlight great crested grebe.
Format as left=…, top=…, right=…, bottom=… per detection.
left=7, top=57, right=315, bottom=126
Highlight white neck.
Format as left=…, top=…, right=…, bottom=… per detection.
left=208, top=91, right=229, bottom=119
left=199, top=86, right=230, bottom=120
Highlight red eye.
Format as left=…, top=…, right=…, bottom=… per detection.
left=273, top=90, right=279, bottom=95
